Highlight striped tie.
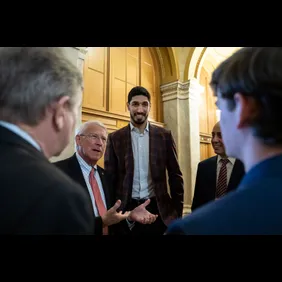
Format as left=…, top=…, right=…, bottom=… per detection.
left=216, top=158, right=229, bottom=198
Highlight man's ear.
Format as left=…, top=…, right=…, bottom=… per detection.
left=126, top=102, right=130, bottom=112
left=234, top=92, right=259, bottom=129
left=75, top=134, right=81, bottom=147
left=51, top=96, right=71, bottom=132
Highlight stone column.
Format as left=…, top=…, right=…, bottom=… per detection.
left=160, top=78, right=204, bottom=215
left=49, top=47, right=86, bottom=162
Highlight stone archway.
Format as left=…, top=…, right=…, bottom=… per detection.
left=184, top=47, right=242, bottom=82
left=149, top=47, right=179, bottom=85
left=183, top=47, right=208, bottom=81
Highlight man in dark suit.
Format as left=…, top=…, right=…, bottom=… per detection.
left=55, top=120, right=158, bottom=235
left=166, top=47, right=282, bottom=235
left=191, top=121, right=245, bottom=211
left=104, top=86, right=184, bottom=235
left=0, top=47, right=94, bottom=234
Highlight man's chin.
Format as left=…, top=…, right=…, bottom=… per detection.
left=214, top=149, right=224, bottom=155
left=134, top=118, right=146, bottom=125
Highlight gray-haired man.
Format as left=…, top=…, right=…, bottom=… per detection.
left=0, top=47, right=94, bottom=234
left=55, top=120, right=158, bottom=235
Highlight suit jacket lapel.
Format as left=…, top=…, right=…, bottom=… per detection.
left=68, top=154, right=89, bottom=192
left=125, top=125, right=134, bottom=175
left=149, top=124, right=159, bottom=176
left=211, top=156, right=218, bottom=197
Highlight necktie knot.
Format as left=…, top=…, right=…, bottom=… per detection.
left=221, top=158, right=229, bottom=166
left=89, top=167, right=95, bottom=178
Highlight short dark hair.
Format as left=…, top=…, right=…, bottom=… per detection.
left=127, top=86, right=151, bottom=103
left=210, top=47, right=282, bottom=145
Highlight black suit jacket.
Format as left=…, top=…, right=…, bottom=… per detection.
left=0, top=125, right=95, bottom=235
left=191, top=156, right=245, bottom=211
left=54, top=154, right=128, bottom=235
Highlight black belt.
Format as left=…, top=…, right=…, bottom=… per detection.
left=131, top=196, right=156, bottom=206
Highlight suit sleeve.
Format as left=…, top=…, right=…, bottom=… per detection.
left=29, top=181, right=96, bottom=235
left=56, top=186, right=95, bottom=235
left=191, top=163, right=201, bottom=212
left=166, top=131, right=184, bottom=218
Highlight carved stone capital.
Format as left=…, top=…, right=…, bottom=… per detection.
left=161, top=79, right=204, bottom=102
left=160, top=81, right=178, bottom=102
left=177, top=81, right=190, bottom=100
left=160, top=80, right=189, bottom=102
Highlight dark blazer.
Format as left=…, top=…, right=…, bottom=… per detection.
left=54, top=154, right=126, bottom=235
left=166, top=154, right=282, bottom=235
left=104, top=123, right=184, bottom=226
left=191, top=156, right=245, bottom=211
left=0, top=125, right=94, bottom=235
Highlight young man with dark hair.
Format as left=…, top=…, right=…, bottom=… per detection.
left=104, top=86, right=184, bottom=235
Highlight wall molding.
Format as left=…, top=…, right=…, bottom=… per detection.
left=183, top=204, right=191, bottom=216
left=160, top=79, right=204, bottom=102
left=200, top=132, right=212, bottom=144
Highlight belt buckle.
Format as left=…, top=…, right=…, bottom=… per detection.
left=141, top=198, right=149, bottom=204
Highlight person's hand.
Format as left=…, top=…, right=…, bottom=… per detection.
left=101, top=200, right=130, bottom=227
left=128, top=199, right=158, bottom=224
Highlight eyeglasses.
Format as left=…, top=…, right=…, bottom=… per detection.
left=129, top=101, right=150, bottom=108
left=80, top=134, right=107, bottom=142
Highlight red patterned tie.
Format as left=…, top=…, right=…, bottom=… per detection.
left=89, top=167, right=108, bottom=235
left=216, top=158, right=229, bottom=198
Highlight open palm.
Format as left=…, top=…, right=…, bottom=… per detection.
left=129, top=199, right=158, bottom=224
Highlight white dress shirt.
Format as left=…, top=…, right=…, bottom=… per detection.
left=130, top=122, right=154, bottom=199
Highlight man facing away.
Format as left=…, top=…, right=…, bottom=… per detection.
left=104, top=86, right=184, bottom=235
left=166, top=47, right=282, bottom=235
left=0, top=47, right=94, bottom=234
left=191, top=121, right=245, bottom=211
left=55, top=120, right=158, bottom=235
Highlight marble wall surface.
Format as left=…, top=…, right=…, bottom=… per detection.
left=161, top=79, right=204, bottom=215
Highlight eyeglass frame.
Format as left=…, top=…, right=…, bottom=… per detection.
left=79, top=133, right=107, bottom=142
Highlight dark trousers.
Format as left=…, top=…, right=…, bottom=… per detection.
left=127, top=197, right=167, bottom=235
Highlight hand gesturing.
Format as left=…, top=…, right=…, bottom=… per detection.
left=128, top=199, right=158, bottom=224
left=101, top=200, right=130, bottom=227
